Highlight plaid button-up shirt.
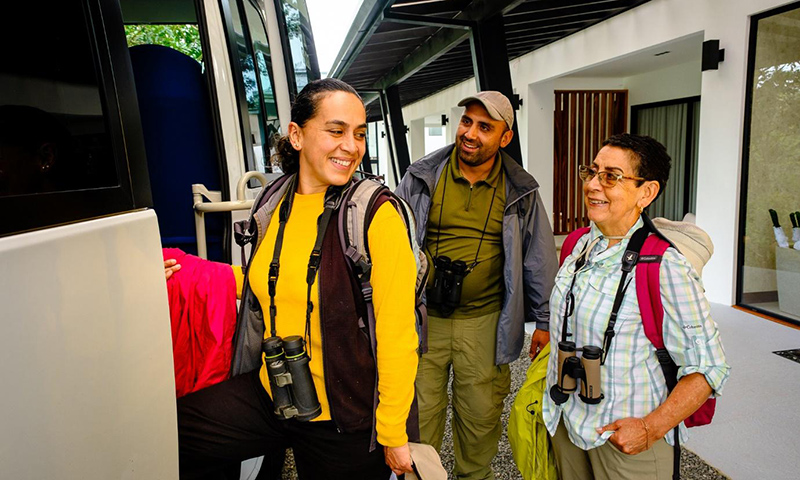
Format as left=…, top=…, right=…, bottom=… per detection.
left=542, top=218, right=730, bottom=449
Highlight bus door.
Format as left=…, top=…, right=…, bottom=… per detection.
left=0, top=1, right=177, bottom=478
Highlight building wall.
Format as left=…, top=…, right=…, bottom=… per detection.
left=401, top=0, right=798, bottom=305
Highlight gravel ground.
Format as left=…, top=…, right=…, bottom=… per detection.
left=279, top=334, right=728, bottom=479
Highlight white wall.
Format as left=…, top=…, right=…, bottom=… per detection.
left=627, top=59, right=702, bottom=107
left=401, top=0, right=800, bottom=305
left=527, top=63, right=702, bottom=221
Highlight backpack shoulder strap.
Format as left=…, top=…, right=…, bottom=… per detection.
left=636, top=232, right=683, bottom=480
left=560, top=227, right=591, bottom=266
left=635, top=234, right=671, bottom=350
left=337, top=178, right=388, bottom=279
left=636, top=233, right=681, bottom=394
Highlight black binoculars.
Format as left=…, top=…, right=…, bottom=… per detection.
left=426, top=255, right=468, bottom=317
left=549, top=341, right=604, bottom=405
left=262, top=335, right=322, bottom=421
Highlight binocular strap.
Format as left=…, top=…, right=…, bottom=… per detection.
left=266, top=179, right=341, bottom=359
left=429, top=162, right=498, bottom=273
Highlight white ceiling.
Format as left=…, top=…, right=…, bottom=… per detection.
left=568, top=32, right=704, bottom=78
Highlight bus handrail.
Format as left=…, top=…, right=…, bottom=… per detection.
left=192, top=171, right=269, bottom=259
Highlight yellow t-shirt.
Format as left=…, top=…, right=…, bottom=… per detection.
left=233, top=190, right=418, bottom=447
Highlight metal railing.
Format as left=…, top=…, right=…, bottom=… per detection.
left=192, top=171, right=269, bottom=259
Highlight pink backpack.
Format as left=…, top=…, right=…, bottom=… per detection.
left=560, top=221, right=716, bottom=428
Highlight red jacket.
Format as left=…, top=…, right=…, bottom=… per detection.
left=163, top=248, right=236, bottom=397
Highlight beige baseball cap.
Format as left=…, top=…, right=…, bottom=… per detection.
left=405, top=442, right=447, bottom=480
left=458, top=91, right=515, bottom=130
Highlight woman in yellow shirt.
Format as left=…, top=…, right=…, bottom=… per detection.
left=176, top=78, right=419, bottom=479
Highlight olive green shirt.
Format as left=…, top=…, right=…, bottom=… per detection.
left=425, top=148, right=506, bottom=318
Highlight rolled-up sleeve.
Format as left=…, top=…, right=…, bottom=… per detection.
left=660, top=248, right=730, bottom=395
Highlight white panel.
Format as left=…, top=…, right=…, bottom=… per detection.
left=0, top=210, right=178, bottom=479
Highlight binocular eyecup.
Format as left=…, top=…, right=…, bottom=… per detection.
left=550, top=341, right=604, bottom=406
left=262, top=335, right=322, bottom=422
left=427, top=255, right=468, bottom=317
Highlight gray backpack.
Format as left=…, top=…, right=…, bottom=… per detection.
left=235, top=174, right=430, bottom=355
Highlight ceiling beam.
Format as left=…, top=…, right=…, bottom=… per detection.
left=372, top=0, right=528, bottom=89
left=382, top=10, right=473, bottom=29
left=389, top=0, right=471, bottom=15
left=330, top=0, right=395, bottom=79
left=504, top=6, right=628, bottom=27
left=505, top=0, right=629, bottom=16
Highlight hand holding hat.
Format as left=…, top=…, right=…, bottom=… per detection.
left=404, top=442, right=447, bottom=480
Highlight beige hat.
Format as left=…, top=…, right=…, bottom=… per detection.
left=651, top=217, right=714, bottom=276
left=404, top=442, right=447, bottom=480
left=458, top=91, right=515, bottom=130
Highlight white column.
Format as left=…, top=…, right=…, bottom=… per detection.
left=409, top=118, right=426, bottom=163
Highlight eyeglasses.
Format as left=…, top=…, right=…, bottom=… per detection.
left=578, top=165, right=645, bottom=188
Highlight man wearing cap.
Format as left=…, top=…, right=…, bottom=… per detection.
left=395, top=91, right=557, bottom=479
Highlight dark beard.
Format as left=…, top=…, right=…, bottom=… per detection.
left=457, top=136, right=498, bottom=167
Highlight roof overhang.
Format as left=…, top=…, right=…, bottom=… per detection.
left=332, top=0, right=653, bottom=121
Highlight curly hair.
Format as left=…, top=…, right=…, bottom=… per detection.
left=602, top=133, right=671, bottom=201
left=272, top=78, right=362, bottom=174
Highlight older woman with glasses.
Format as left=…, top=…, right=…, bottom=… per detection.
left=542, top=134, right=730, bottom=480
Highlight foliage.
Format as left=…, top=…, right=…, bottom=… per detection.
left=125, top=24, right=203, bottom=63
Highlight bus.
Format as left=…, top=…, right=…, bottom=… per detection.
left=0, top=0, right=318, bottom=478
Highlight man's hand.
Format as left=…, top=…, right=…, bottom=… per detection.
left=528, top=328, right=550, bottom=360
left=596, top=417, right=654, bottom=455
left=384, top=443, right=413, bottom=476
left=164, top=259, right=181, bottom=280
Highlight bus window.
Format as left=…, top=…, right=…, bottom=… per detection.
left=278, top=0, right=320, bottom=95
left=223, top=0, right=280, bottom=175
left=244, top=0, right=281, bottom=168
left=0, top=6, right=117, bottom=199
left=0, top=1, right=150, bottom=235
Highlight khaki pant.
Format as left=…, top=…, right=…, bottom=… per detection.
left=416, top=311, right=511, bottom=480
left=550, top=420, right=675, bottom=480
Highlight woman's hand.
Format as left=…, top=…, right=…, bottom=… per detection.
left=164, top=259, right=181, bottom=280
left=597, top=417, right=654, bottom=455
left=598, top=373, right=713, bottom=455
left=384, top=443, right=413, bottom=476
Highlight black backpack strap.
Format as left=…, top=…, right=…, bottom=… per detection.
left=599, top=226, right=650, bottom=364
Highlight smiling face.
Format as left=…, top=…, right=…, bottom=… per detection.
left=455, top=102, right=513, bottom=168
left=584, top=145, right=659, bottom=237
left=289, top=90, right=366, bottom=194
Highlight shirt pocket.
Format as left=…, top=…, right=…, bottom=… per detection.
left=585, top=273, right=639, bottom=333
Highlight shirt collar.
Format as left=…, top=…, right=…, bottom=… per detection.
left=448, top=147, right=503, bottom=187
left=585, top=216, right=645, bottom=262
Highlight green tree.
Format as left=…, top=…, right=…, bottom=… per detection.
left=125, top=24, right=202, bottom=63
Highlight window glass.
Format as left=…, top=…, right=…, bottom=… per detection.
left=244, top=0, right=280, bottom=163
left=125, top=25, right=203, bottom=63
left=0, top=3, right=117, bottom=198
left=739, top=4, right=800, bottom=324
left=225, top=0, right=279, bottom=174
left=279, top=0, right=319, bottom=91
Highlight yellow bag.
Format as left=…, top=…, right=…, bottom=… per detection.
left=508, top=342, right=557, bottom=480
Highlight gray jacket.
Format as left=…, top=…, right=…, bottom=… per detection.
left=395, top=144, right=558, bottom=365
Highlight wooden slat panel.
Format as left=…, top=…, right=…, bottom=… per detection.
left=552, top=90, right=629, bottom=234
left=553, top=92, right=563, bottom=232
